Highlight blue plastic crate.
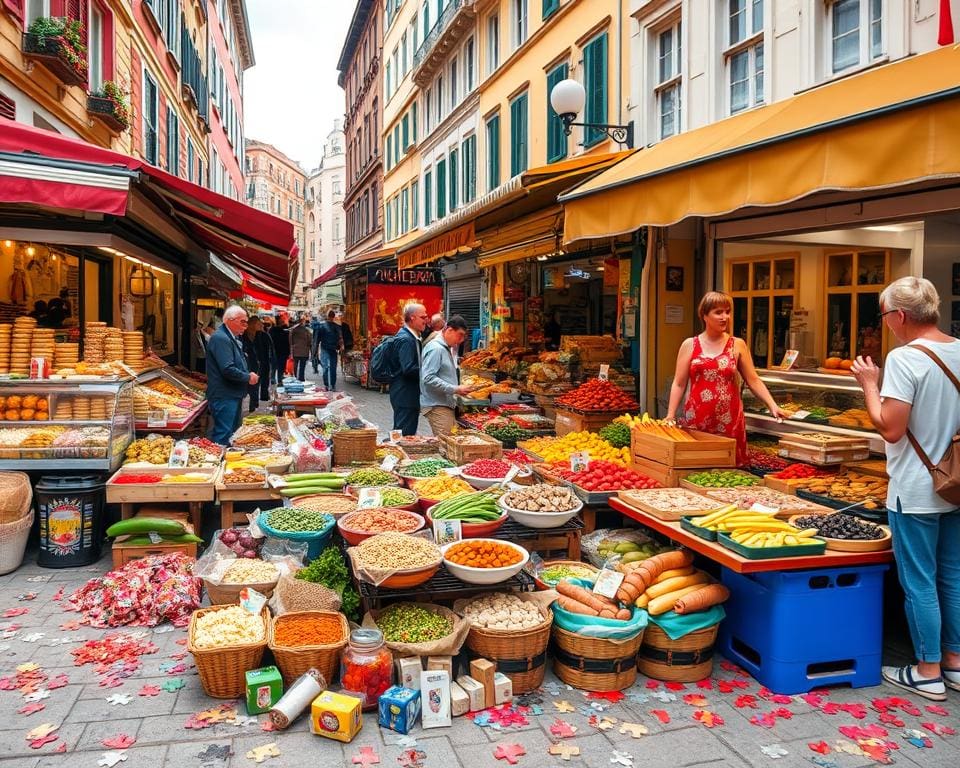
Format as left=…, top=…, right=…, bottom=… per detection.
left=718, top=564, right=887, bottom=694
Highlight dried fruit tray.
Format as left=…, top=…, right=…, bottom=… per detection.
left=717, top=531, right=826, bottom=560
left=680, top=515, right=718, bottom=542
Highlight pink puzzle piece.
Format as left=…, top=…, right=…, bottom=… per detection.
left=650, top=710, right=670, bottom=724
left=549, top=719, right=577, bottom=739
left=352, top=746, right=380, bottom=768
left=494, top=743, right=526, bottom=765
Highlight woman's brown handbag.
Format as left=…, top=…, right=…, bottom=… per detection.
left=905, top=345, right=960, bottom=505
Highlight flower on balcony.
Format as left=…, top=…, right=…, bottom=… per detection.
left=27, top=16, right=88, bottom=78
left=90, top=80, right=131, bottom=131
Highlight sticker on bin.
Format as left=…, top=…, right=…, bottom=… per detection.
left=598, top=364, right=610, bottom=381
left=433, top=519, right=461, bottom=547
left=592, top=569, right=625, bottom=600
left=240, top=587, right=267, bottom=615
left=357, top=489, right=382, bottom=509
left=380, top=455, right=399, bottom=472
left=570, top=452, right=589, bottom=473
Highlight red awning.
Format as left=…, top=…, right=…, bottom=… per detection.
left=0, top=120, right=296, bottom=297
left=230, top=271, right=289, bottom=307
left=310, top=263, right=339, bottom=289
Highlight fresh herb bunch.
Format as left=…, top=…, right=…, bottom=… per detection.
left=599, top=422, right=631, bottom=449
left=295, top=547, right=360, bottom=620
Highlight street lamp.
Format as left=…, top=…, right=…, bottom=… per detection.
left=550, top=78, right=634, bottom=149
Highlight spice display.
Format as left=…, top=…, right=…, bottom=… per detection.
left=111, top=473, right=163, bottom=484
left=295, top=547, right=360, bottom=620
left=344, top=468, right=399, bottom=487
left=444, top=540, right=523, bottom=568
left=161, top=472, right=212, bottom=483
left=792, top=513, right=885, bottom=540
left=520, top=432, right=631, bottom=466
left=461, top=458, right=512, bottom=478
left=192, top=605, right=265, bottom=648
left=461, top=593, right=544, bottom=630
left=410, top=475, right=473, bottom=500
left=273, top=613, right=345, bottom=647
left=598, top=421, right=632, bottom=448
left=399, top=458, right=455, bottom=477
left=340, top=628, right=393, bottom=709
left=549, top=460, right=662, bottom=491
left=684, top=469, right=761, bottom=487
left=124, top=435, right=174, bottom=464
left=221, top=559, right=278, bottom=584
left=217, top=528, right=263, bottom=558
left=376, top=604, right=453, bottom=643
left=502, top=484, right=579, bottom=512
left=428, top=491, right=502, bottom=521
left=554, top=378, right=640, bottom=412
left=288, top=494, right=358, bottom=515
left=222, top=467, right=267, bottom=485
left=354, top=532, right=441, bottom=570
left=339, top=508, right=423, bottom=534
left=264, top=507, right=334, bottom=533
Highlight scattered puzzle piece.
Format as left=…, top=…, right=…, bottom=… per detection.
left=26, top=723, right=57, bottom=740
left=3, top=607, right=29, bottom=617
left=352, top=746, right=381, bottom=768
left=162, top=677, right=185, bottom=692
left=397, top=748, right=427, bottom=768
left=138, top=685, right=161, bottom=697
left=609, top=749, right=634, bottom=767
left=232, top=716, right=258, bottom=727
left=809, top=758, right=839, bottom=768
left=554, top=700, right=575, bottom=713
left=548, top=742, right=580, bottom=761
left=735, top=695, right=758, bottom=709
left=197, top=745, right=232, bottom=762
left=683, top=693, right=709, bottom=707
left=693, top=710, right=723, bottom=728
left=759, top=744, right=788, bottom=759
left=645, top=680, right=660, bottom=690
left=246, top=743, right=281, bottom=763
left=24, top=689, right=50, bottom=702
left=664, top=682, right=686, bottom=691
left=589, top=715, right=617, bottom=731
left=47, top=674, right=69, bottom=689
left=391, top=735, right=418, bottom=748
left=29, top=732, right=58, bottom=749
left=494, top=743, right=526, bottom=765
left=21, top=632, right=44, bottom=642
left=925, top=704, right=949, bottom=717
left=98, top=751, right=128, bottom=767
left=902, top=729, right=933, bottom=749
left=808, top=741, right=831, bottom=754
left=649, top=709, right=670, bottom=724
left=54, top=741, right=67, bottom=753
left=16, top=662, right=39, bottom=672
left=696, top=678, right=714, bottom=690
left=17, top=702, right=45, bottom=715
left=921, top=721, right=956, bottom=736
left=550, top=719, right=577, bottom=739
left=588, top=690, right=625, bottom=703
left=106, top=693, right=132, bottom=706
left=832, top=740, right=864, bottom=756
left=618, top=722, right=648, bottom=738
left=102, top=735, right=136, bottom=749
left=649, top=690, right=676, bottom=703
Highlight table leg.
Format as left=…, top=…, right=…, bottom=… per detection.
left=582, top=507, right=596, bottom=534
left=568, top=532, right=580, bottom=560
left=188, top=502, right=201, bottom=532
left=120, top=503, right=134, bottom=520
left=220, top=501, right=233, bottom=531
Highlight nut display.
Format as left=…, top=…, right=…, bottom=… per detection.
left=354, top=532, right=441, bottom=570
left=191, top=605, right=265, bottom=648
left=461, top=593, right=544, bottom=630
left=702, top=487, right=831, bottom=513
left=502, top=484, right=579, bottom=512
left=221, top=559, right=279, bottom=584
left=798, top=470, right=888, bottom=510
left=125, top=435, right=174, bottom=464
left=288, top=494, right=358, bottom=515
left=222, top=467, right=267, bottom=485
left=339, top=508, right=422, bottom=534
left=230, top=422, right=280, bottom=448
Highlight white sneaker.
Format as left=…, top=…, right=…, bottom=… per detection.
left=881, top=664, right=947, bottom=701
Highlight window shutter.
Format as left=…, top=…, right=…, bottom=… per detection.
left=2, top=0, right=23, bottom=24
left=546, top=63, right=568, bottom=162
left=0, top=90, right=15, bottom=120
left=585, top=34, right=608, bottom=146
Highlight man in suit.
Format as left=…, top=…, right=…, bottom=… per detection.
left=390, top=302, right=429, bottom=435
left=206, top=305, right=259, bottom=444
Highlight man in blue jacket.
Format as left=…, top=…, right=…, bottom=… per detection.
left=390, top=302, right=429, bottom=435
left=206, top=305, right=259, bottom=444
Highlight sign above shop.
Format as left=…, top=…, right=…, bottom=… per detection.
left=367, top=267, right=443, bottom=286
left=396, top=222, right=476, bottom=270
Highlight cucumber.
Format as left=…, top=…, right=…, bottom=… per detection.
left=281, top=478, right=345, bottom=488
left=106, top=517, right=187, bottom=538
left=117, top=533, right=204, bottom=546
left=279, top=486, right=337, bottom=497
left=284, top=472, right=347, bottom=482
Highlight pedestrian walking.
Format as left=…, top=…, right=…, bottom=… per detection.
left=251, top=316, right=274, bottom=403
left=241, top=318, right=260, bottom=412
left=205, top=305, right=258, bottom=444
left=289, top=314, right=313, bottom=382
left=269, top=318, right=290, bottom=385
left=317, top=309, right=344, bottom=390
left=421, top=315, right=472, bottom=435
left=390, top=302, right=429, bottom=435
left=422, top=313, right=445, bottom=346
left=310, top=313, right=323, bottom=374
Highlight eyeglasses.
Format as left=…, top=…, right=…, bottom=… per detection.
left=237, top=319, right=249, bottom=324
left=879, top=309, right=900, bottom=319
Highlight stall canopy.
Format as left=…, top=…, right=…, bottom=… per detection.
left=310, top=263, right=339, bottom=289
left=230, top=271, right=289, bottom=307
left=559, top=45, right=960, bottom=242
left=0, top=119, right=297, bottom=297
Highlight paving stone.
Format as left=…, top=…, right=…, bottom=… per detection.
left=164, top=737, right=235, bottom=767
left=75, top=716, right=143, bottom=751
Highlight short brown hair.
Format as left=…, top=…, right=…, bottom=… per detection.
left=698, top=291, right=732, bottom=321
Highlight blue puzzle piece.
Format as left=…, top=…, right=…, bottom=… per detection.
left=809, top=757, right=840, bottom=768
left=626, top=693, right=650, bottom=705
left=531, top=705, right=544, bottom=716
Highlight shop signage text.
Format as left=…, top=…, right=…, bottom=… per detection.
left=367, top=267, right=443, bottom=286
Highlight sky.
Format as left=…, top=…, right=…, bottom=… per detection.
left=242, top=1, right=354, bottom=172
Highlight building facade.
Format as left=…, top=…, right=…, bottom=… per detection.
left=244, top=139, right=306, bottom=302
left=304, top=120, right=346, bottom=304
left=338, top=0, right=384, bottom=263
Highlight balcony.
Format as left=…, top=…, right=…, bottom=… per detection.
left=23, top=31, right=87, bottom=88
left=412, top=0, right=476, bottom=88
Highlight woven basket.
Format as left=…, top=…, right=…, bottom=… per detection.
left=0, top=511, right=34, bottom=575
left=0, top=472, right=31, bottom=524
left=551, top=625, right=643, bottom=691
left=465, top=608, right=552, bottom=694
left=204, top=577, right=279, bottom=606
left=637, top=623, right=719, bottom=683
left=268, top=610, right=349, bottom=686
left=187, top=606, right=269, bottom=698
left=333, top=429, right=377, bottom=464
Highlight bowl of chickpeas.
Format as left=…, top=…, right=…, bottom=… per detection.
left=440, top=539, right=530, bottom=585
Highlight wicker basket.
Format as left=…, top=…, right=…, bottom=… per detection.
left=187, top=606, right=269, bottom=698
left=204, top=577, right=279, bottom=605
left=333, top=429, right=377, bottom=464
left=465, top=608, right=552, bottom=694
left=551, top=625, right=643, bottom=691
left=268, top=610, right=349, bottom=686
left=0, top=471, right=31, bottom=524
left=439, top=430, right=503, bottom=464
left=0, top=511, right=34, bottom=575
left=637, top=623, right=719, bottom=683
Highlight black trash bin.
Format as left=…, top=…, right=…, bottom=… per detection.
left=35, top=475, right=107, bottom=568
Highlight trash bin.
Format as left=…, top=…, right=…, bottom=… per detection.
left=35, top=474, right=107, bottom=568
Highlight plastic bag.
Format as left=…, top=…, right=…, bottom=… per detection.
left=260, top=535, right=309, bottom=563
left=551, top=580, right=648, bottom=639
left=581, top=527, right=660, bottom=568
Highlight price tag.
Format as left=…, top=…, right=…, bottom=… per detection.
left=570, top=451, right=590, bottom=473
left=147, top=409, right=168, bottom=428
left=389, top=429, right=403, bottom=443
left=598, top=364, right=610, bottom=381
left=380, top=454, right=399, bottom=471
left=789, top=410, right=810, bottom=420
left=147, top=531, right=163, bottom=544
left=357, top=488, right=382, bottom=509
left=502, top=465, right=520, bottom=485
left=748, top=502, right=780, bottom=515
left=247, top=510, right=264, bottom=538
left=432, top=519, right=462, bottom=547
left=239, top=587, right=267, bottom=615
left=442, top=466, right=462, bottom=476
left=592, top=568, right=625, bottom=599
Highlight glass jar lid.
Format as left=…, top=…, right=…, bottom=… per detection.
left=349, top=627, right=383, bottom=650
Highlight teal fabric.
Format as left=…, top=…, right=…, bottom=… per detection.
left=648, top=605, right=725, bottom=641
left=551, top=578, right=648, bottom=639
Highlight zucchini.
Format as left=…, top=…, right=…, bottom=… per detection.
left=106, top=517, right=187, bottom=538
left=284, top=472, right=346, bottom=482
left=281, top=479, right=345, bottom=489
left=117, top=533, right=204, bottom=546
left=279, top=486, right=337, bottom=497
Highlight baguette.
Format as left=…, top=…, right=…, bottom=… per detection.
left=652, top=565, right=695, bottom=584
left=556, top=580, right=617, bottom=613
left=647, top=585, right=705, bottom=615
left=644, top=572, right=710, bottom=600
left=674, top=584, right=730, bottom=614
left=636, top=550, right=694, bottom=586
left=556, top=596, right=599, bottom=616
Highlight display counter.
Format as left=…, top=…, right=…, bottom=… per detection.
left=133, top=368, right=207, bottom=433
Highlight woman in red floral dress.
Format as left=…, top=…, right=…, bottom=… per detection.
left=666, top=292, right=788, bottom=466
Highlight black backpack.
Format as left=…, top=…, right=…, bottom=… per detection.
left=369, top=335, right=399, bottom=384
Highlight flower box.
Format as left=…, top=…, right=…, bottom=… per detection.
left=87, top=95, right=129, bottom=132
left=23, top=33, right=87, bottom=87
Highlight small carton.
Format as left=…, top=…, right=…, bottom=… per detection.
left=378, top=686, right=421, bottom=734
left=469, top=658, right=496, bottom=709
left=419, top=670, right=451, bottom=728
left=455, top=674, right=485, bottom=712
left=425, top=656, right=453, bottom=678
left=493, top=672, right=513, bottom=705
left=449, top=680, right=469, bottom=717
left=244, top=666, right=283, bottom=715
left=395, top=657, right=422, bottom=691
left=310, top=690, right=363, bottom=743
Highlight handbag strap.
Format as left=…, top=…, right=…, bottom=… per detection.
left=905, top=344, right=960, bottom=468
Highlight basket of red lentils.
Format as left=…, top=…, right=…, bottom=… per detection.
left=268, top=610, right=350, bottom=686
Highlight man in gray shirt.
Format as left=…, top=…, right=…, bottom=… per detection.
left=420, top=315, right=472, bottom=435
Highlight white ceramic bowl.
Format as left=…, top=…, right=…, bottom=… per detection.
left=441, top=539, right=530, bottom=585
left=497, top=495, right=584, bottom=529
left=461, top=467, right=532, bottom=490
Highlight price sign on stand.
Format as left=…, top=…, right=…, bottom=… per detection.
left=570, top=451, right=590, bottom=473
left=389, top=429, right=403, bottom=443
left=433, top=519, right=462, bottom=547
left=357, top=488, right=382, bottom=509
left=147, top=409, right=168, bottom=428
left=788, top=410, right=811, bottom=421
left=592, top=568, right=625, bottom=599
left=598, top=364, right=610, bottom=381
left=380, top=454, right=399, bottom=472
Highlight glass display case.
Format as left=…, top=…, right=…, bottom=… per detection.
left=0, top=377, right=134, bottom=469
left=742, top=369, right=884, bottom=453
left=133, top=367, right=207, bottom=432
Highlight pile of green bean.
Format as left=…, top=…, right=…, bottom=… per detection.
left=264, top=507, right=334, bottom=533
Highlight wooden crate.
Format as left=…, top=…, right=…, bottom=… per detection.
left=631, top=428, right=737, bottom=468
left=615, top=488, right=725, bottom=521
left=777, top=434, right=870, bottom=466
left=843, top=459, right=888, bottom=478
left=439, top=430, right=503, bottom=463
left=106, top=465, right=217, bottom=503
left=629, top=455, right=692, bottom=487
left=111, top=523, right=197, bottom=569
left=554, top=408, right=623, bottom=437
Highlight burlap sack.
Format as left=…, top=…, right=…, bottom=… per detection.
left=269, top=573, right=341, bottom=615
left=362, top=602, right=470, bottom=658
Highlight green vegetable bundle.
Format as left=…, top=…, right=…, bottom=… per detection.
left=345, top=468, right=399, bottom=487
left=483, top=421, right=526, bottom=441
left=429, top=491, right=502, bottom=521
left=599, top=421, right=632, bottom=449
left=264, top=507, right=334, bottom=532
left=400, top=458, right=455, bottom=477
left=376, top=604, right=453, bottom=644
left=295, top=547, right=360, bottom=620
left=278, top=472, right=347, bottom=497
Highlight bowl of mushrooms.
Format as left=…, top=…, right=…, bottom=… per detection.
left=497, top=483, right=583, bottom=529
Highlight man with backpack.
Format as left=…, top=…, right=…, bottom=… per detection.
left=370, top=302, right=429, bottom=435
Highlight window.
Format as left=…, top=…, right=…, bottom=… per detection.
left=487, top=14, right=500, bottom=74
left=392, top=47, right=399, bottom=89
left=543, top=0, right=559, bottom=20
left=449, top=148, right=458, bottom=212
left=393, top=197, right=400, bottom=238
left=436, top=157, right=447, bottom=218
left=450, top=57, right=458, bottom=109
left=393, top=125, right=400, bottom=162
left=412, top=103, right=418, bottom=143
left=656, top=23, right=682, bottom=139
left=509, top=93, right=528, bottom=176
left=401, top=32, right=408, bottom=77
left=386, top=135, right=392, bottom=169
left=465, top=37, right=475, bottom=91
left=424, top=88, right=433, bottom=132
left=422, top=1, right=430, bottom=41
left=582, top=33, right=608, bottom=147
left=486, top=114, right=500, bottom=191
left=424, top=169, right=432, bottom=225
left=436, top=75, right=443, bottom=123
left=412, top=15, right=419, bottom=56
left=401, top=187, right=409, bottom=233
left=512, top=0, right=528, bottom=48
left=830, top=0, right=883, bottom=74
left=88, top=3, right=105, bottom=92
left=411, top=179, right=420, bottom=227
left=385, top=60, right=392, bottom=98
left=402, top=114, right=409, bottom=150
left=546, top=62, right=568, bottom=162
left=386, top=197, right=393, bottom=240
left=462, top=135, right=476, bottom=203
left=26, top=0, right=50, bottom=26
left=166, top=107, right=179, bottom=175
left=727, top=0, right=764, bottom=113
left=142, top=71, right=158, bottom=164
left=187, top=138, right=195, bottom=184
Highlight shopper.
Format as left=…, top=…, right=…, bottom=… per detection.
left=310, top=313, right=323, bottom=374
left=206, top=305, right=258, bottom=444
left=850, top=276, right=960, bottom=701
left=289, top=314, right=313, bottom=382
left=269, top=317, right=290, bottom=385
left=544, top=309, right=562, bottom=351
left=390, top=302, right=429, bottom=435
left=421, top=315, right=472, bottom=435
left=336, top=312, right=355, bottom=378
left=192, top=321, right=208, bottom=374
left=251, top=316, right=274, bottom=403
left=316, top=309, right=343, bottom=390
left=665, top=291, right=787, bottom=466
left=422, top=313, right=445, bottom=346
left=241, top=318, right=260, bottom=412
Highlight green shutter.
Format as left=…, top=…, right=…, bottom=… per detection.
left=449, top=149, right=458, bottom=211
left=546, top=63, right=568, bottom=163
left=385, top=198, right=393, bottom=240
left=510, top=93, right=528, bottom=177
left=486, top=115, right=500, bottom=192
left=584, top=33, right=608, bottom=147
left=542, top=0, right=559, bottom=20
left=424, top=171, right=432, bottom=224
left=402, top=187, right=409, bottom=232
left=393, top=125, right=401, bottom=161
left=402, top=115, right=409, bottom=150
left=463, top=135, right=476, bottom=202
left=412, top=180, right=419, bottom=227
left=436, top=158, right=446, bottom=218
left=412, top=103, right=418, bottom=143
left=386, top=135, right=392, bottom=169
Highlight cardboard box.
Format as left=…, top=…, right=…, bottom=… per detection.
left=469, top=658, right=496, bottom=709
left=419, top=670, right=452, bottom=728
left=245, top=666, right=283, bottom=715
left=378, top=686, right=421, bottom=735
left=426, top=656, right=453, bottom=678
left=395, top=657, right=422, bottom=691
left=455, top=675, right=485, bottom=712
left=449, top=681, right=469, bottom=717
left=493, top=672, right=513, bottom=705
left=310, top=690, right=363, bottom=743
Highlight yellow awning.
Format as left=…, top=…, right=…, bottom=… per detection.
left=560, top=46, right=960, bottom=242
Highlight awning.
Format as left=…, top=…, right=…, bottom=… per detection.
left=230, top=271, right=289, bottom=307
left=560, top=45, right=960, bottom=242
left=396, top=150, right=632, bottom=269
left=310, top=263, right=339, bottom=289
left=0, top=119, right=296, bottom=297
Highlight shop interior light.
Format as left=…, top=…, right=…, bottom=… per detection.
left=123, top=254, right=171, bottom=276
left=3, top=240, right=12, bottom=248
left=536, top=254, right=549, bottom=261
left=25, top=245, right=35, bottom=256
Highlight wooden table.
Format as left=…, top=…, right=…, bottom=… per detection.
left=106, top=472, right=215, bottom=532
left=273, top=396, right=330, bottom=416
left=216, top=484, right=283, bottom=530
